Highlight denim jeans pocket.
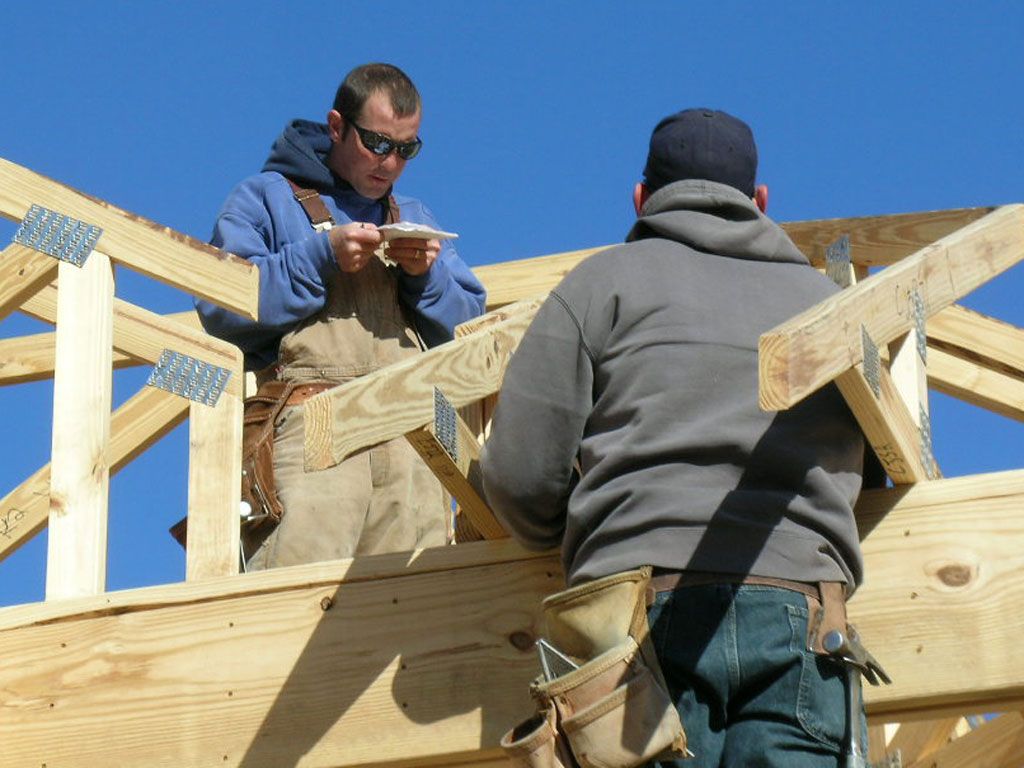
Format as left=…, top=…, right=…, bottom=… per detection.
left=787, top=603, right=847, bottom=750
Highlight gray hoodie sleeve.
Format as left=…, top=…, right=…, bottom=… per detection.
left=479, top=292, right=595, bottom=549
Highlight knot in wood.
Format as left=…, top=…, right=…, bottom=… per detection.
left=508, top=631, right=535, bottom=651
left=319, top=596, right=334, bottom=611
left=937, top=563, right=973, bottom=588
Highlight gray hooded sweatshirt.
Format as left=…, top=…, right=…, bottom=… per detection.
left=480, top=180, right=866, bottom=588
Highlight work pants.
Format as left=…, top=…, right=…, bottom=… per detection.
left=647, top=583, right=864, bottom=768
left=243, top=402, right=447, bottom=569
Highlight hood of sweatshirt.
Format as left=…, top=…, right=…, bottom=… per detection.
left=260, top=118, right=394, bottom=206
left=626, top=179, right=808, bottom=266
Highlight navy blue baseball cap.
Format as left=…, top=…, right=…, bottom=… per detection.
left=643, top=108, right=758, bottom=197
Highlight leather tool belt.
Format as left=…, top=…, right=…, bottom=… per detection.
left=500, top=567, right=688, bottom=768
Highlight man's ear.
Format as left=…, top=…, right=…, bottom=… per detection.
left=754, top=184, right=769, bottom=213
left=327, top=109, right=344, bottom=143
left=633, top=182, right=650, bottom=216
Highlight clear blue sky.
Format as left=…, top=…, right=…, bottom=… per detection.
left=2, top=3, right=1022, bottom=607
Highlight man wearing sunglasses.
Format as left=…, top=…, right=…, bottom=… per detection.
left=197, top=63, right=485, bottom=571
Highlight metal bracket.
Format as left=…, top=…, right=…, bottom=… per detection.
left=920, top=404, right=937, bottom=479
left=433, top=387, right=458, bottom=463
left=910, top=288, right=927, bottom=362
left=146, top=350, right=231, bottom=406
left=861, top=325, right=881, bottom=398
left=14, top=204, right=103, bottom=267
left=825, top=234, right=852, bottom=288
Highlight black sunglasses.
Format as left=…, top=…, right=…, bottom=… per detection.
left=348, top=119, right=422, bottom=160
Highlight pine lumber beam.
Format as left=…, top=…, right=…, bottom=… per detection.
left=471, top=208, right=995, bottom=309
left=0, top=243, right=58, bottom=322
left=783, top=206, right=995, bottom=269
left=836, top=364, right=937, bottom=483
left=0, top=329, right=140, bottom=386
left=18, top=282, right=241, bottom=397
left=0, top=386, right=189, bottom=563
left=474, top=247, right=606, bottom=308
left=883, top=718, right=960, bottom=765
left=45, top=256, right=115, bottom=599
left=852, top=469, right=1024, bottom=720
left=927, top=304, right=1024, bottom=380
left=759, top=205, right=1024, bottom=411
left=927, top=345, right=1024, bottom=422
left=904, top=712, right=1024, bottom=768
left=0, top=157, right=258, bottom=319
left=304, top=299, right=541, bottom=471
left=406, top=397, right=507, bottom=540
left=185, top=393, right=243, bottom=580
left=3, top=472, right=1024, bottom=766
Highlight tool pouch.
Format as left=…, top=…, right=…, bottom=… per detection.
left=500, top=706, right=574, bottom=768
left=500, top=567, right=687, bottom=768
left=240, top=379, right=298, bottom=530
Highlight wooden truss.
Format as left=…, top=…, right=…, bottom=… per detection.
left=1, top=156, right=1022, bottom=766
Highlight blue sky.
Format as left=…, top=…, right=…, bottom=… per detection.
left=2, top=3, right=1022, bottom=606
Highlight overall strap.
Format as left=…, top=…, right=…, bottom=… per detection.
left=285, top=178, right=335, bottom=231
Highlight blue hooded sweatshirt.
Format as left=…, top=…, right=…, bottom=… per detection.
left=196, top=120, right=486, bottom=369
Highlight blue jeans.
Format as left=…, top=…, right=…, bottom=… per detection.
left=647, top=584, right=859, bottom=768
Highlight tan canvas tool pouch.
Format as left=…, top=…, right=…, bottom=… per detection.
left=501, top=566, right=687, bottom=768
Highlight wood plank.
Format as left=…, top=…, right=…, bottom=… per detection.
left=471, top=208, right=995, bottom=309
left=0, top=386, right=188, bottom=563
left=0, top=243, right=59, bottom=323
left=45, top=256, right=115, bottom=599
left=406, top=414, right=507, bottom=541
left=0, top=156, right=258, bottom=318
left=836, top=364, right=935, bottom=484
left=185, top=392, right=243, bottom=580
left=783, top=207, right=995, bottom=268
left=0, top=329, right=142, bottom=386
left=759, top=205, right=1024, bottom=411
left=0, top=552, right=563, bottom=768
left=4, top=472, right=1024, bottom=765
left=20, top=282, right=241, bottom=397
left=852, top=470, right=1024, bottom=720
left=927, top=304, right=1024, bottom=380
left=927, top=345, right=1024, bottom=423
left=905, top=713, right=1024, bottom=768
left=304, top=299, right=540, bottom=471
left=885, top=717, right=960, bottom=764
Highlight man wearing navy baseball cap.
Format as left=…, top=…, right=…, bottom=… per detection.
left=481, top=108, right=880, bottom=766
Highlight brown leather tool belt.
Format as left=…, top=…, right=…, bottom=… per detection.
left=283, top=381, right=335, bottom=407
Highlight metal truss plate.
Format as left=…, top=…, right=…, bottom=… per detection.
left=920, top=404, right=937, bottom=479
left=861, top=325, right=881, bottom=398
left=910, top=288, right=927, bottom=361
left=14, top=204, right=103, bottom=267
left=433, top=387, right=458, bottom=463
left=825, top=234, right=852, bottom=288
left=146, top=350, right=231, bottom=406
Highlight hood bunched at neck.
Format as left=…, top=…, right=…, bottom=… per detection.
left=627, top=179, right=808, bottom=266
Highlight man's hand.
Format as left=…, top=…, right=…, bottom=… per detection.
left=388, top=237, right=440, bottom=276
left=329, top=222, right=384, bottom=272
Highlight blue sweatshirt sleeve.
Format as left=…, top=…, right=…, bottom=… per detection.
left=395, top=202, right=486, bottom=347
left=195, top=175, right=338, bottom=362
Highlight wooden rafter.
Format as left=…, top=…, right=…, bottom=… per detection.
left=18, top=283, right=241, bottom=397
left=303, top=298, right=543, bottom=472
left=0, top=157, right=258, bottom=319
left=759, top=204, right=1024, bottom=412
left=472, top=206, right=997, bottom=309
left=0, top=244, right=58, bottom=323
left=3, top=471, right=1024, bottom=766
left=0, top=386, right=189, bottom=563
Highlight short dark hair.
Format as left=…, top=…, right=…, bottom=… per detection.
left=333, top=63, right=421, bottom=129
